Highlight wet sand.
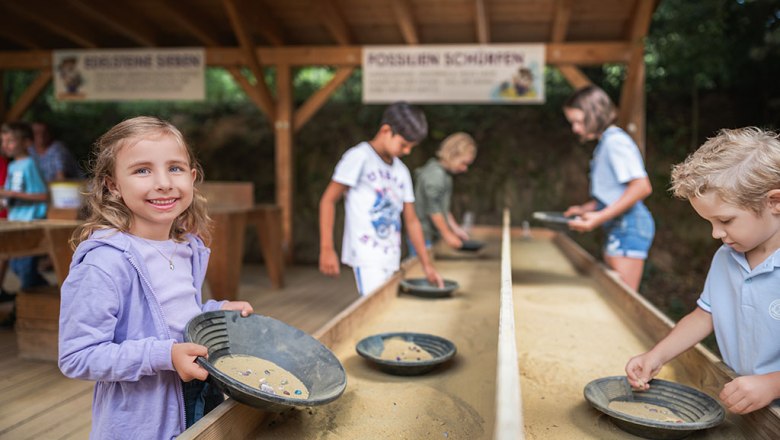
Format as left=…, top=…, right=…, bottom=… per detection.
left=255, top=242, right=502, bottom=439
left=513, top=235, right=748, bottom=439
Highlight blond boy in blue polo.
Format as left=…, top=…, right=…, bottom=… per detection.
left=626, top=127, right=780, bottom=414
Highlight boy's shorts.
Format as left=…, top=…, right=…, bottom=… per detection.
left=353, top=266, right=396, bottom=296
left=599, top=201, right=655, bottom=260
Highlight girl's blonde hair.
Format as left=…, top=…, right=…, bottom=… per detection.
left=671, top=127, right=780, bottom=213
left=437, top=132, right=477, bottom=168
left=563, top=85, right=617, bottom=136
left=73, top=116, right=211, bottom=248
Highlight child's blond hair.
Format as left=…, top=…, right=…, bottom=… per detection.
left=73, top=116, right=211, bottom=247
left=437, top=132, right=477, bottom=169
left=671, top=127, right=780, bottom=213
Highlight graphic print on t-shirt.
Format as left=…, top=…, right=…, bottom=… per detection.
left=370, top=188, right=401, bottom=239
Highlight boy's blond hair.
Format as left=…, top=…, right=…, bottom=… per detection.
left=73, top=116, right=212, bottom=248
left=437, top=132, right=477, bottom=168
left=671, top=127, right=780, bottom=213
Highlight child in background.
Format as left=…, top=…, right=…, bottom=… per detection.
left=58, top=116, right=253, bottom=439
left=562, top=85, right=654, bottom=291
left=413, top=132, right=477, bottom=251
left=319, top=101, right=443, bottom=296
left=625, top=127, right=780, bottom=415
left=0, top=125, right=10, bottom=303
left=0, top=122, right=49, bottom=290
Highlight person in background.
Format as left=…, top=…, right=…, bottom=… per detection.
left=413, top=132, right=477, bottom=252
left=0, top=122, right=49, bottom=291
left=626, top=127, right=780, bottom=415
left=562, top=85, right=654, bottom=291
left=319, top=101, right=444, bottom=296
left=0, top=125, right=10, bottom=303
left=57, top=116, right=253, bottom=438
left=30, top=120, right=81, bottom=182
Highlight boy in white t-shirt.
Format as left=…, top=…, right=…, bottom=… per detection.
left=319, top=102, right=444, bottom=296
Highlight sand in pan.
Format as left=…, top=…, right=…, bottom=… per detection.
left=513, top=236, right=749, bottom=439
left=254, top=241, right=502, bottom=439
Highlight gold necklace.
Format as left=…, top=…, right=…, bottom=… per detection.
left=142, top=239, right=179, bottom=271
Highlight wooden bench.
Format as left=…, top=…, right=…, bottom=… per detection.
left=15, top=285, right=61, bottom=361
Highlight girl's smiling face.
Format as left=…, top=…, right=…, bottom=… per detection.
left=108, top=134, right=196, bottom=240
left=690, top=190, right=780, bottom=265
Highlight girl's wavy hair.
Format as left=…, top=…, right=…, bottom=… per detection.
left=563, top=85, right=617, bottom=137
left=436, top=132, right=477, bottom=168
left=670, top=127, right=780, bottom=214
left=72, top=116, right=211, bottom=248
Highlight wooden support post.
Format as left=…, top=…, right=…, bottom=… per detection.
left=618, top=43, right=647, bottom=155
left=275, top=63, right=294, bottom=259
left=5, top=70, right=52, bottom=121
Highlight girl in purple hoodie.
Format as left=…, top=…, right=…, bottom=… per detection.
left=58, top=116, right=254, bottom=439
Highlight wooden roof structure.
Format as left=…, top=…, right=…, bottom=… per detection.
left=0, top=0, right=661, bottom=255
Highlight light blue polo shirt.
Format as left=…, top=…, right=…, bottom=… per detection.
left=590, top=126, right=647, bottom=205
left=697, top=245, right=780, bottom=376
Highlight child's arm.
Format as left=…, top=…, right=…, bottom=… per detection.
left=564, top=199, right=598, bottom=217
left=0, top=188, right=48, bottom=202
left=319, top=181, right=348, bottom=277
left=447, top=212, right=470, bottom=240
left=569, top=177, right=652, bottom=232
left=430, top=212, right=463, bottom=249
left=720, top=372, right=780, bottom=414
left=403, top=202, right=444, bottom=288
left=625, top=307, right=713, bottom=389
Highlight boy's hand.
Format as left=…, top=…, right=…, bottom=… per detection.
left=320, top=248, right=341, bottom=277
left=564, top=205, right=585, bottom=217
left=172, top=342, right=209, bottom=382
left=443, top=232, right=463, bottom=250
left=221, top=301, right=254, bottom=317
left=625, top=352, right=664, bottom=390
left=720, top=374, right=780, bottom=414
left=423, top=264, right=444, bottom=289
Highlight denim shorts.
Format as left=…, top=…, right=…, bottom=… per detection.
left=598, top=201, right=655, bottom=260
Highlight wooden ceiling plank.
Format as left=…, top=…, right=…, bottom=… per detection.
left=294, top=66, right=355, bottom=132
left=156, top=1, right=221, bottom=47
left=5, top=70, right=52, bottom=121
left=4, top=2, right=98, bottom=48
left=391, top=0, right=419, bottom=45
left=626, top=0, right=659, bottom=41
left=70, top=0, right=156, bottom=47
left=252, top=2, right=286, bottom=46
left=222, top=0, right=277, bottom=119
left=0, top=30, right=41, bottom=50
left=475, top=0, right=490, bottom=44
left=551, top=0, right=590, bottom=89
left=316, top=0, right=353, bottom=45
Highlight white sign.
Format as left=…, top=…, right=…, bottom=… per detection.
left=363, top=44, right=545, bottom=104
left=52, top=48, right=205, bottom=101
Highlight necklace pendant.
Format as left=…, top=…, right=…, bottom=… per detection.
left=169, top=261, right=175, bottom=270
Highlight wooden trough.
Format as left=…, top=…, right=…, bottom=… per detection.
left=180, top=214, right=780, bottom=439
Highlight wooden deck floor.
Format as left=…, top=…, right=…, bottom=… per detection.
left=0, top=264, right=358, bottom=440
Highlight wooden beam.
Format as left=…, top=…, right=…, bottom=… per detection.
left=316, top=0, right=353, bottom=45
left=475, top=0, right=490, bottom=44
left=551, top=0, right=590, bottom=90
left=5, top=70, right=52, bottom=121
left=293, top=66, right=355, bottom=132
left=617, top=0, right=657, bottom=154
left=70, top=0, right=156, bottom=47
left=557, top=65, right=591, bottom=89
left=225, top=66, right=274, bottom=117
left=4, top=2, right=99, bottom=48
left=251, top=1, right=286, bottom=46
left=391, top=0, right=419, bottom=45
left=157, top=1, right=221, bottom=47
left=275, top=63, right=294, bottom=258
left=0, top=43, right=634, bottom=70
left=222, top=0, right=277, bottom=120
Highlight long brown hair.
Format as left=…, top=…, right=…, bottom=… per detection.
left=72, top=116, right=212, bottom=248
left=563, top=85, right=617, bottom=137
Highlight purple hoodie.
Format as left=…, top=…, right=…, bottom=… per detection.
left=58, top=229, right=224, bottom=440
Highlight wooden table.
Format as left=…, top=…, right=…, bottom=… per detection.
left=0, top=220, right=81, bottom=286
left=207, top=204, right=285, bottom=301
